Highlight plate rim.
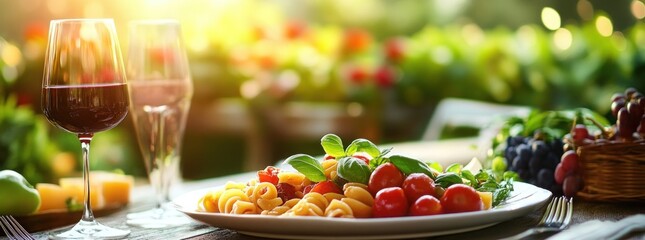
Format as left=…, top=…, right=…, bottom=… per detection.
left=173, top=181, right=551, bottom=239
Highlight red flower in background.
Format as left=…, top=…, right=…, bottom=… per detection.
left=24, top=22, right=47, bottom=42
left=347, top=65, right=371, bottom=85
left=343, top=28, right=372, bottom=54
left=374, top=65, right=397, bottom=88
left=284, top=20, right=307, bottom=40
left=150, top=47, right=175, bottom=65
left=384, top=37, right=406, bottom=63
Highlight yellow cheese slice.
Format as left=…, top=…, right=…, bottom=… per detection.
left=59, top=177, right=103, bottom=210
left=35, top=183, right=72, bottom=212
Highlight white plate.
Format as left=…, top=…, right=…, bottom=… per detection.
left=173, top=182, right=551, bottom=240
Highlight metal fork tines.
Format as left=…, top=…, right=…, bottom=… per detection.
left=0, top=215, right=35, bottom=240
left=502, top=196, right=573, bottom=240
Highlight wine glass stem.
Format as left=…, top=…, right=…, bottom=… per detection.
left=149, top=107, right=170, bottom=209
left=79, top=134, right=96, bottom=223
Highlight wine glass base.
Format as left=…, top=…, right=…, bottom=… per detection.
left=126, top=207, right=192, bottom=229
left=49, top=220, right=130, bottom=239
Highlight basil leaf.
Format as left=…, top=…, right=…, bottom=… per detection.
left=446, top=163, right=463, bottom=174
left=389, top=155, right=435, bottom=179
left=474, top=170, right=490, bottom=182
left=337, top=156, right=371, bottom=184
left=461, top=170, right=477, bottom=187
left=369, top=155, right=388, bottom=169
left=428, top=161, right=443, bottom=173
left=284, top=154, right=326, bottom=182
left=321, top=134, right=345, bottom=157
left=434, top=173, right=463, bottom=188
left=345, top=138, right=380, bottom=158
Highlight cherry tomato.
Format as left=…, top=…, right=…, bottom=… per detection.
left=352, top=152, right=371, bottom=165
left=258, top=166, right=279, bottom=185
left=368, top=163, right=404, bottom=196
left=323, top=154, right=336, bottom=161
left=401, top=173, right=435, bottom=204
left=440, top=184, right=483, bottom=213
left=409, top=195, right=442, bottom=216
left=372, top=187, right=408, bottom=217
left=302, top=183, right=315, bottom=194
left=310, top=180, right=343, bottom=195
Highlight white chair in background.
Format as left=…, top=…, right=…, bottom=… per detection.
left=421, top=98, right=532, bottom=141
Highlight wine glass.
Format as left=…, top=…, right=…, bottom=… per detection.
left=124, top=19, right=193, bottom=228
left=41, top=19, right=130, bottom=239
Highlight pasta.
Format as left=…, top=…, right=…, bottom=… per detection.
left=324, top=199, right=353, bottom=218
left=261, top=198, right=300, bottom=216
left=218, top=189, right=250, bottom=214
left=277, top=172, right=306, bottom=188
left=322, top=159, right=338, bottom=180
left=249, top=182, right=283, bottom=211
left=199, top=189, right=224, bottom=212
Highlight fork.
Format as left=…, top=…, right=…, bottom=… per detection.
left=0, top=215, right=35, bottom=240
left=501, top=196, right=573, bottom=240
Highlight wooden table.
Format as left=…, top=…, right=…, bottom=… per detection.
left=26, top=139, right=645, bottom=239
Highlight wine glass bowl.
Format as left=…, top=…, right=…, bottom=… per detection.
left=125, top=19, right=193, bottom=228
left=41, top=19, right=130, bottom=239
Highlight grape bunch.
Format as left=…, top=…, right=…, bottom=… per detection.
left=611, top=87, right=645, bottom=140
left=555, top=124, right=589, bottom=198
left=505, top=135, right=564, bottom=194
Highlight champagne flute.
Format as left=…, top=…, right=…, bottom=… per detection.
left=125, top=19, right=193, bottom=228
left=41, top=19, right=130, bottom=239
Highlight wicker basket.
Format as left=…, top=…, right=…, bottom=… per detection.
left=577, top=141, right=645, bottom=202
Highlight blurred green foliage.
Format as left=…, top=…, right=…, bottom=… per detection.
left=0, top=96, right=57, bottom=183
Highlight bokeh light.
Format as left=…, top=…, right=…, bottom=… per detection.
left=595, top=16, right=613, bottom=37
left=541, top=7, right=561, bottom=31
left=553, top=28, right=572, bottom=50
left=461, top=24, right=485, bottom=46
left=631, top=0, right=645, bottom=19
left=576, top=0, right=594, bottom=21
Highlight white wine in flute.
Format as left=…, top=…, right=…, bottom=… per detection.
left=128, top=79, right=192, bottom=205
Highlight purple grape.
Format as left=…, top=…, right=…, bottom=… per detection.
left=537, top=168, right=555, bottom=190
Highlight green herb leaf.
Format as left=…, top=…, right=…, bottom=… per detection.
left=389, top=155, right=435, bottom=179
left=461, top=170, right=477, bottom=187
left=337, top=156, right=371, bottom=184
left=492, top=179, right=514, bottom=206
left=428, top=161, right=443, bottom=173
left=380, top=147, right=393, bottom=157
left=445, top=163, right=463, bottom=174
left=345, top=138, right=380, bottom=158
left=284, top=154, right=327, bottom=182
left=65, top=197, right=83, bottom=212
left=434, top=173, right=463, bottom=188
left=321, top=134, right=345, bottom=157
left=474, top=170, right=490, bottom=182
left=369, top=155, right=388, bottom=169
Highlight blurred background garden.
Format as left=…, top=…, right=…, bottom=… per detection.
left=1, top=0, right=644, bottom=184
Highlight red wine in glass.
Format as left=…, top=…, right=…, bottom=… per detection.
left=42, top=83, right=129, bottom=134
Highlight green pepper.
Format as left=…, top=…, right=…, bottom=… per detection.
left=0, top=170, right=41, bottom=215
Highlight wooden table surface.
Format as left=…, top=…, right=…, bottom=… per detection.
left=22, top=139, right=645, bottom=239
